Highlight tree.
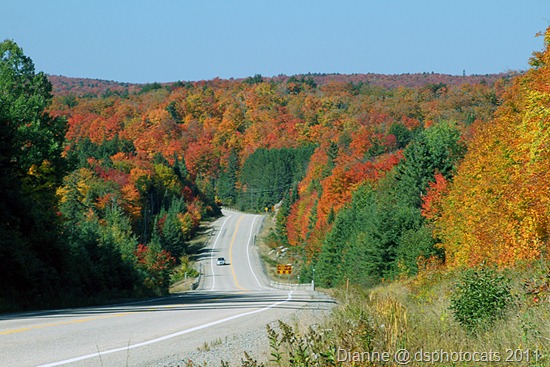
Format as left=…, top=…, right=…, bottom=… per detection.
left=0, top=40, right=68, bottom=309
left=217, top=150, right=239, bottom=205
left=156, top=197, right=188, bottom=258
left=435, top=27, right=550, bottom=268
left=315, top=184, right=382, bottom=287
left=396, top=121, right=465, bottom=207
left=1, top=41, right=65, bottom=170
left=244, top=74, right=264, bottom=84
left=238, top=146, right=314, bottom=211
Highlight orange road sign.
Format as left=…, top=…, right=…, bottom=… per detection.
left=277, top=264, right=292, bottom=275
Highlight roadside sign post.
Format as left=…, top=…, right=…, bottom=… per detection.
left=276, top=264, right=292, bottom=283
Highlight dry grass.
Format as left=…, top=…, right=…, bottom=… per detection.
left=234, top=263, right=549, bottom=366
left=256, top=214, right=289, bottom=282
left=320, top=264, right=550, bottom=366
left=169, top=277, right=197, bottom=293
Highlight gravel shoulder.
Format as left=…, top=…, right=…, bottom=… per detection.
left=149, top=291, right=336, bottom=367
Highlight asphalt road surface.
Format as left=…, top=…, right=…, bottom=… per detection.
left=0, top=210, right=330, bottom=366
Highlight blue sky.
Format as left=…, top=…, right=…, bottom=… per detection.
left=2, top=1, right=550, bottom=83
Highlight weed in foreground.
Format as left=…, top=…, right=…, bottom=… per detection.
left=266, top=320, right=336, bottom=366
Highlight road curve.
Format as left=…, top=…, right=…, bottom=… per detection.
left=0, top=209, right=330, bottom=366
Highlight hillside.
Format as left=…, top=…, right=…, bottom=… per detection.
left=47, top=75, right=143, bottom=96
left=44, top=66, right=514, bottom=290
left=47, top=72, right=518, bottom=97
left=272, top=71, right=519, bottom=89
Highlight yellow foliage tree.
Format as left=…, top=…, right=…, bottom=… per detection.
left=435, top=28, right=550, bottom=268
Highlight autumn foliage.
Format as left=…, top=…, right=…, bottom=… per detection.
left=135, top=244, right=176, bottom=295
left=421, top=173, right=448, bottom=222
left=434, top=29, right=550, bottom=268
left=6, top=26, right=548, bottom=310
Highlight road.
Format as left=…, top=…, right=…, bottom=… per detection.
left=0, top=210, right=331, bottom=366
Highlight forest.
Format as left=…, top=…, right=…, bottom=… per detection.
left=1, top=27, right=549, bottom=311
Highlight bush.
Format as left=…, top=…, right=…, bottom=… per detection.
left=449, top=265, right=513, bottom=333
left=170, top=255, right=199, bottom=282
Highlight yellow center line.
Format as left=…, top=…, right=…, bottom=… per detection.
left=0, top=313, right=130, bottom=336
left=229, top=215, right=248, bottom=292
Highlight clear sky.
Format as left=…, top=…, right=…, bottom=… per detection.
left=2, top=1, right=550, bottom=83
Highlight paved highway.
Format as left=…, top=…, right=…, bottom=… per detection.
left=0, top=210, right=328, bottom=366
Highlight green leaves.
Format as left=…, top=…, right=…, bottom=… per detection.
left=396, top=121, right=465, bottom=207
left=315, top=183, right=382, bottom=287
left=0, top=39, right=65, bottom=173
left=450, top=266, right=514, bottom=333
left=238, top=146, right=314, bottom=211
left=217, top=149, right=239, bottom=206
left=314, top=121, right=464, bottom=287
left=0, top=40, right=71, bottom=310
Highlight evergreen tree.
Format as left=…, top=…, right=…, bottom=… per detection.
left=217, top=150, right=239, bottom=205
left=238, top=146, right=314, bottom=211
left=157, top=197, right=187, bottom=258
left=396, top=121, right=465, bottom=207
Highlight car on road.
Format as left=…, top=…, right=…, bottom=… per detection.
left=216, top=257, right=226, bottom=266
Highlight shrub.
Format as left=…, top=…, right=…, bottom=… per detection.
left=449, top=265, right=513, bottom=333
left=170, top=255, right=199, bottom=283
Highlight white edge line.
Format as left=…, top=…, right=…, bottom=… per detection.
left=37, top=291, right=293, bottom=367
left=246, top=215, right=264, bottom=289
left=209, top=215, right=231, bottom=291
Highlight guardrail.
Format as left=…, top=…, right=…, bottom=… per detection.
left=191, top=272, right=201, bottom=290
left=269, top=280, right=314, bottom=291
left=192, top=228, right=214, bottom=291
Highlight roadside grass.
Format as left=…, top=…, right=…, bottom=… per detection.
left=197, top=337, right=224, bottom=352
left=255, top=215, right=282, bottom=282
left=186, top=219, right=216, bottom=262
left=228, top=261, right=549, bottom=367
left=169, top=260, right=199, bottom=293
left=256, top=214, right=303, bottom=284
left=325, top=263, right=549, bottom=366
left=169, top=219, right=216, bottom=293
